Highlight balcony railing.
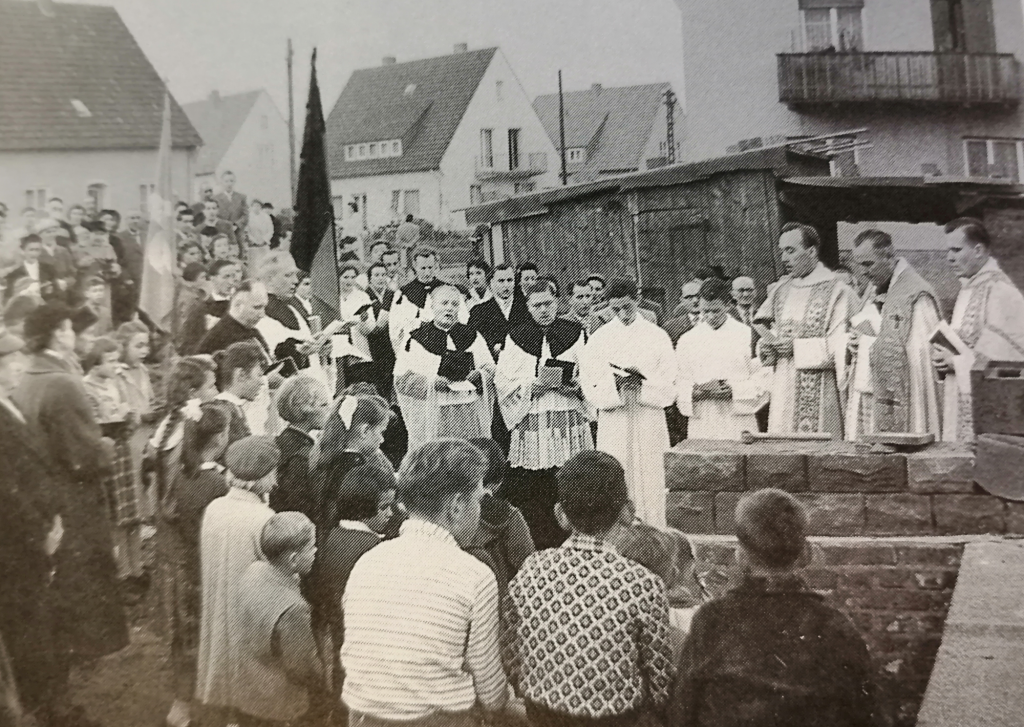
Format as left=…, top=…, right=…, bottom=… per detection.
left=778, top=52, right=1020, bottom=107
left=475, top=152, right=548, bottom=180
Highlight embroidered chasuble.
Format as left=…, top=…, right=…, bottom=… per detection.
left=942, top=258, right=1024, bottom=441
left=394, top=321, right=495, bottom=451
left=675, top=317, right=769, bottom=440
left=580, top=316, right=676, bottom=528
left=845, top=260, right=941, bottom=440
left=496, top=318, right=593, bottom=470
left=755, top=263, right=854, bottom=436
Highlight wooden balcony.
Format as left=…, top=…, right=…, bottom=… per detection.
left=778, top=52, right=1021, bottom=108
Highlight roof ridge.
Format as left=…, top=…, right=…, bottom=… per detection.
left=352, top=46, right=497, bottom=73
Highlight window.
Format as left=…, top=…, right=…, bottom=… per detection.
left=346, top=139, right=402, bottom=161
left=496, top=80, right=504, bottom=101
left=480, top=129, right=494, bottom=169
left=391, top=140, right=402, bottom=155
left=86, top=183, right=106, bottom=210
left=332, top=196, right=346, bottom=221
left=965, top=138, right=1024, bottom=181
left=567, top=148, right=585, bottom=163
left=514, top=182, right=535, bottom=194
left=931, top=0, right=995, bottom=53
left=390, top=190, right=401, bottom=218
left=24, top=188, right=46, bottom=210
left=802, top=6, right=863, bottom=51
left=369, top=143, right=377, bottom=156
left=345, top=145, right=355, bottom=160
left=139, top=183, right=155, bottom=211
left=403, top=190, right=420, bottom=218
left=470, top=185, right=483, bottom=205
left=508, top=128, right=521, bottom=170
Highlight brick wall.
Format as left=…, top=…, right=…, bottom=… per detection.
left=690, top=536, right=963, bottom=727
left=665, top=440, right=1021, bottom=536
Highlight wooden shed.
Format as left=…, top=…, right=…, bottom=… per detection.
left=466, top=146, right=1024, bottom=313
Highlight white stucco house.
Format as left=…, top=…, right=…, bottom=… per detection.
left=183, top=89, right=292, bottom=208
left=324, top=44, right=559, bottom=234
left=0, top=0, right=201, bottom=216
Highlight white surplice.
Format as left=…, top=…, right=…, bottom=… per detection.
left=393, top=325, right=495, bottom=451
left=942, top=257, right=1024, bottom=441
left=845, top=259, right=941, bottom=441
left=388, top=287, right=470, bottom=353
left=675, top=317, right=768, bottom=440
left=755, top=263, right=854, bottom=436
left=580, top=315, right=676, bottom=527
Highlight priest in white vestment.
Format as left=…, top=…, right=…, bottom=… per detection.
left=581, top=279, right=676, bottom=527
left=934, top=218, right=1024, bottom=441
left=388, top=247, right=469, bottom=353
left=845, top=231, right=941, bottom=440
left=675, top=279, right=768, bottom=440
left=755, top=224, right=855, bottom=437
left=394, top=285, right=495, bottom=451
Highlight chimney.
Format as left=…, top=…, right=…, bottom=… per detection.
left=591, top=83, right=602, bottom=94
left=382, top=56, right=396, bottom=66
left=453, top=43, right=468, bottom=54
left=37, top=0, right=55, bottom=17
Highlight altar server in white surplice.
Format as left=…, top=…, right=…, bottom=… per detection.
left=755, top=223, right=856, bottom=437
left=845, top=229, right=941, bottom=441
left=934, top=218, right=1024, bottom=441
left=675, top=279, right=768, bottom=440
left=581, top=278, right=676, bottom=527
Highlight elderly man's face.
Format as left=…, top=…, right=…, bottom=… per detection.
left=269, top=262, right=299, bottom=297
left=432, top=287, right=461, bottom=329
left=528, top=289, right=558, bottom=327
left=852, top=243, right=897, bottom=288
left=732, top=279, right=756, bottom=308
left=234, top=287, right=268, bottom=327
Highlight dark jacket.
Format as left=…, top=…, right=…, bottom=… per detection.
left=4, top=261, right=58, bottom=303
left=308, top=451, right=366, bottom=535
left=179, top=296, right=230, bottom=355
left=270, top=427, right=316, bottom=518
left=468, top=297, right=513, bottom=353
left=465, top=494, right=535, bottom=600
left=13, top=353, right=129, bottom=661
left=197, top=313, right=269, bottom=356
left=669, top=573, right=879, bottom=727
left=0, top=404, right=61, bottom=709
left=306, top=526, right=381, bottom=647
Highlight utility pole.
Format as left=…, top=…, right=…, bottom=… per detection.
left=558, top=70, right=568, bottom=186
left=664, top=88, right=677, bottom=164
left=287, top=38, right=296, bottom=204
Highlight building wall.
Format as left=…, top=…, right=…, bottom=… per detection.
left=440, top=49, right=560, bottom=228
left=330, top=170, right=442, bottom=235
left=0, top=147, right=194, bottom=214
left=674, top=0, right=1024, bottom=176
left=204, top=91, right=292, bottom=208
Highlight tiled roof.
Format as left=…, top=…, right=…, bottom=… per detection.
left=326, top=47, right=497, bottom=179
left=183, top=90, right=262, bottom=175
left=534, top=83, right=669, bottom=183
left=0, top=0, right=202, bottom=151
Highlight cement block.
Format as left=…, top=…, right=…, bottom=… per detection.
left=746, top=452, right=807, bottom=492
left=865, top=494, right=934, bottom=535
left=713, top=492, right=742, bottom=534
left=906, top=445, right=975, bottom=494
left=809, top=452, right=907, bottom=492
left=665, top=491, right=714, bottom=534
left=932, top=494, right=1006, bottom=535
left=665, top=447, right=745, bottom=492
left=799, top=493, right=865, bottom=535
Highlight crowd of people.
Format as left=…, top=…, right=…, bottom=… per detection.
left=2, top=163, right=1020, bottom=727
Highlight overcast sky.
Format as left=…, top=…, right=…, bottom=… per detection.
left=71, top=0, right=685, bottom=121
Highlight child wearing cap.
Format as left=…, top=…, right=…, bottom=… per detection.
left=195, top=435, right=280, bottom=722
left=236, top=512, right=324, bottom=727
left=668, top=488, right=878, bottom=727
left=502, top=450, right=675, bottom=727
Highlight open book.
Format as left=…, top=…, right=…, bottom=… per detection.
left=929, top=320, right=971, bottom=356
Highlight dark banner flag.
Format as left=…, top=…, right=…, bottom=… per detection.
left=291, top=48, right=339, bottom=321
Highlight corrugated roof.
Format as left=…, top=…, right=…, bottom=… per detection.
left=0, top=0, right=202, bottom=151
left=533, top=82, right=669, bottom=183
left=183, top=90, right=262, bottom=175
left=326, top=47, right=497, bottom=179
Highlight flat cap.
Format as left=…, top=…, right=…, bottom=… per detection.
left=226, top=435, right=280, bottom=482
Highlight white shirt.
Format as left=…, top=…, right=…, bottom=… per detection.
left=22, top=260, right=40, bottom=280
left=495, top=294, right=514, bottom=320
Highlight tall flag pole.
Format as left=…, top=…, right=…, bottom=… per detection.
left=139, top=92, right=177, bottom=334
left=291, top=48, right=339, bottom=323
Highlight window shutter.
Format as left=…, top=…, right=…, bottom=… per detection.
left=798, top=0, right=863, bottom=7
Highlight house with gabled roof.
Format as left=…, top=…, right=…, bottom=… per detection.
left=325, top=44, right=559, bottom=233
left=533, top=82, right=684, bottom=184
left=183, top=89, right=291, bottom=207
left=0, top=0, right=202, bottom=215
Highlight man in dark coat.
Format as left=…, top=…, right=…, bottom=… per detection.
left=196, top=281, right=270, bottom=357
left=109, top=210, right=146, bottom=325
left=468, top=263, right=517, bottom=357
left=178, top=260, right=239, bottom=355
left=0, top=331, right=62, bottom=719
left=4, top=235, right=58, bottom=304
left=13, top=305, right=129, bottom=678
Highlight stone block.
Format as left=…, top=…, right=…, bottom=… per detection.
left=799, top=494, right=865, bottom=535
left=746, top=452, right=807, bottom=492
left=802, top=568, right=839, bottom=591
left=666, top=491, right=714, bottom=534
left=838, top=570, right=874, bottom=590
left=664, top=447, right=745, bottom=492
left=816, top=542, right=897, bottom=566
left=809, top=452, right=907, bottom=492
left=876, top=568, right=957, bottom=591
left=932, top=494, right=1006, bottom=535
left=864, top=494, right=934, bottom=535
left=894, top=544, right=962, bottom=567
left=906, top=445, right=975, bottom=494
left=713, top=492, right=742, bottom=534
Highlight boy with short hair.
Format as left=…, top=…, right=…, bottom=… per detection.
left=502, top=450, right=675, bottom=727
left=236, top=512, right=324, bottom=727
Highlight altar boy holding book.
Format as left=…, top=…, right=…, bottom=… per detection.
left=394, top=284, right=495, bottom=450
